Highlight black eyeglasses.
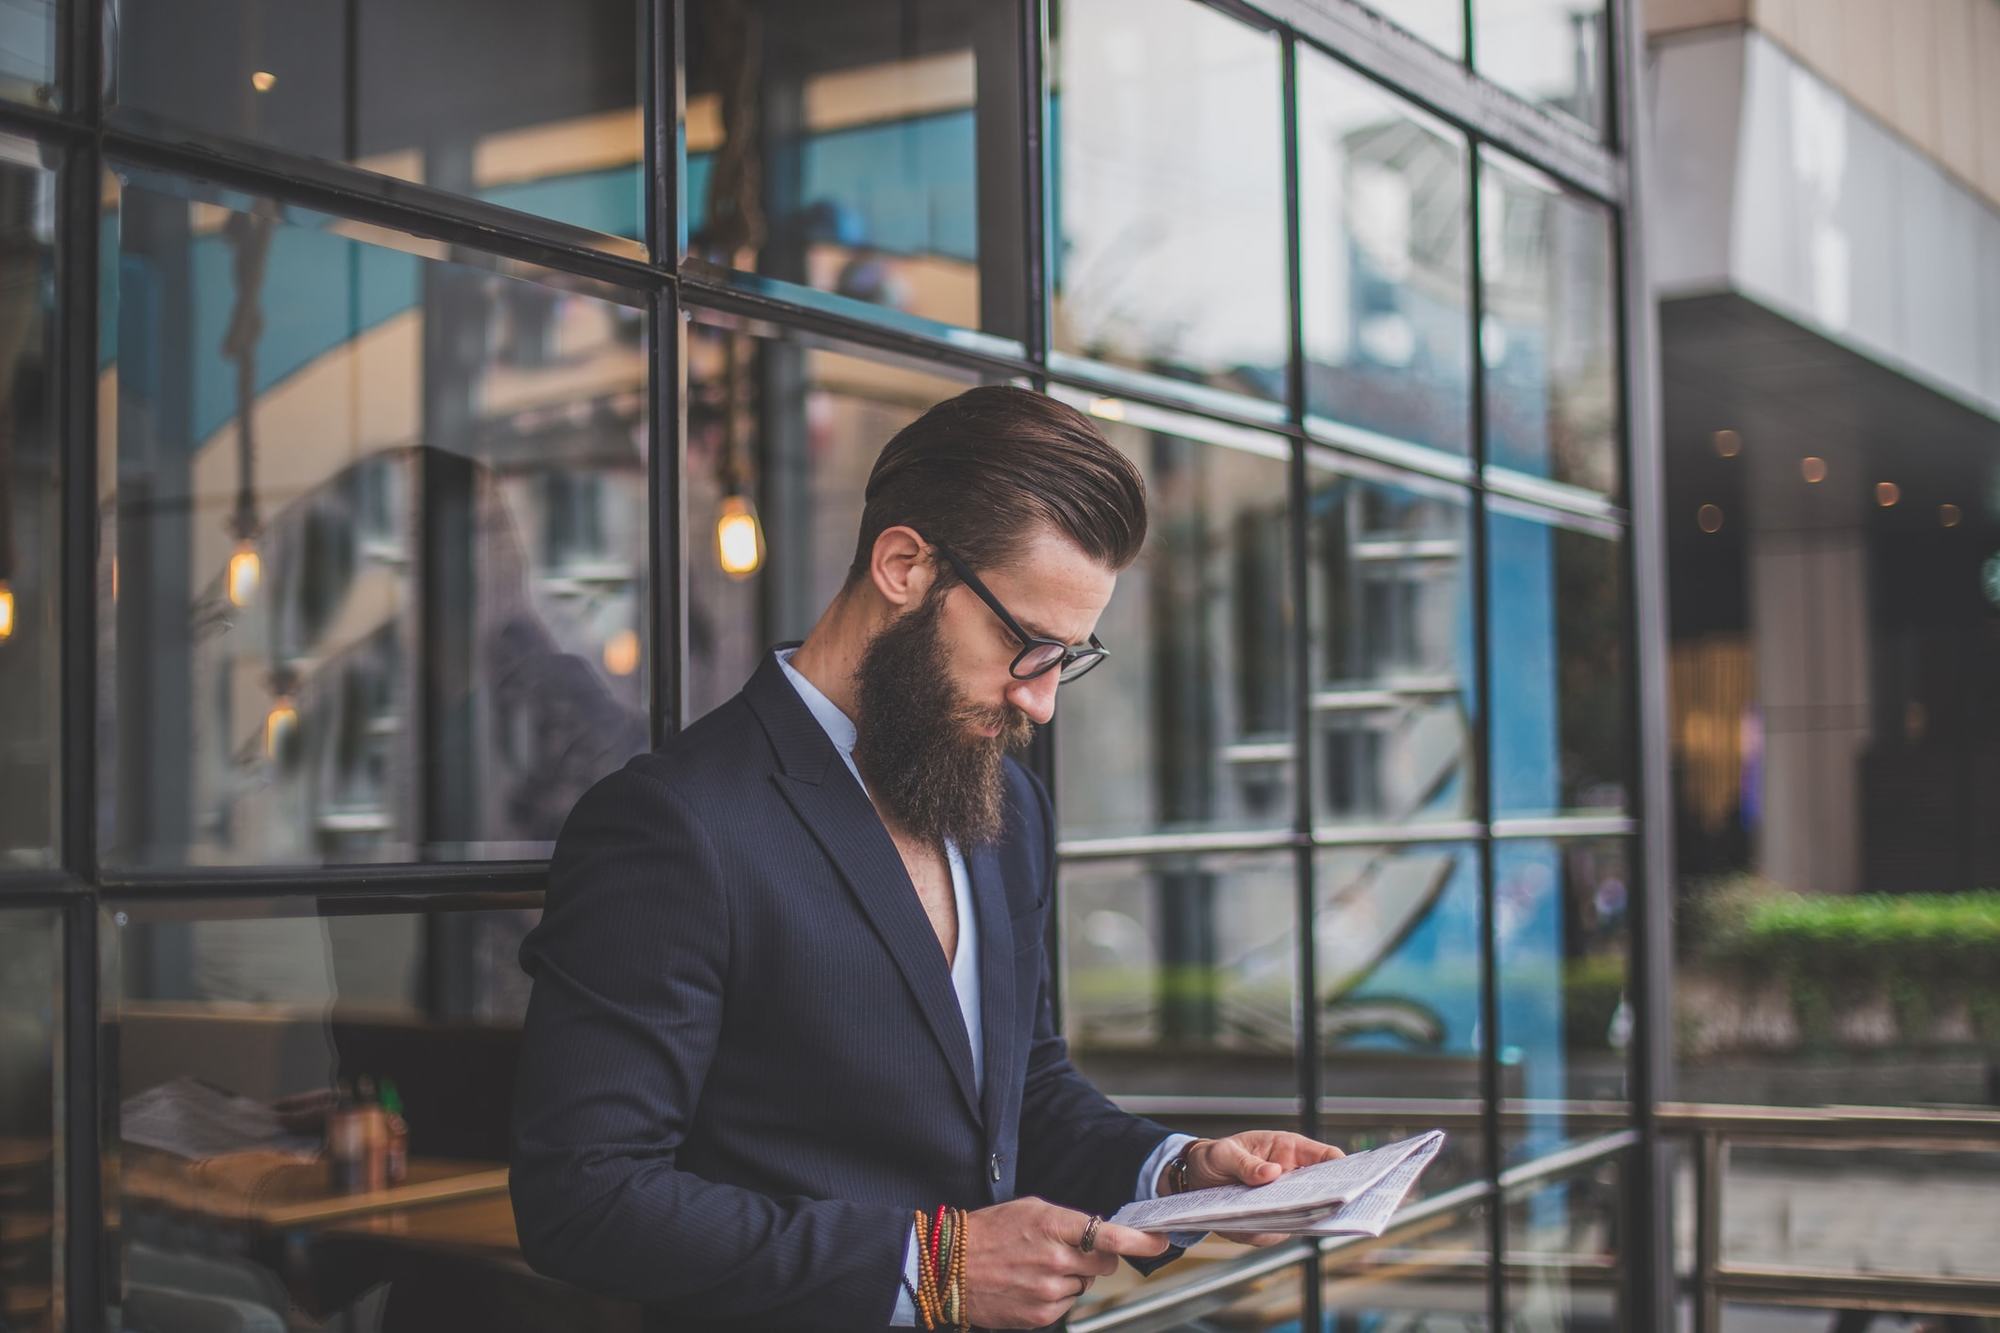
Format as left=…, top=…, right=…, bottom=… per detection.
left=915, top=532, right=1109, bottom=683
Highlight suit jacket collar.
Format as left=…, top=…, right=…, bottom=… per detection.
left=747, top=647, right=1015, bottom=1129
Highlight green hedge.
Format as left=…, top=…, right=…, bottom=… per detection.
left=1708, top=888, right=2000, bottom=1043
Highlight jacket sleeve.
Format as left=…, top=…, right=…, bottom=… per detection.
left=509, top=763, right=908, bottom=1327
left=1010, top=768, right=1179, bottom=1221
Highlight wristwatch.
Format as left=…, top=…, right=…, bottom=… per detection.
left=1165, top=1140, right=1206, bottom=1196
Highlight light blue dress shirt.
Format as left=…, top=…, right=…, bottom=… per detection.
left=772, top=650, right=1192, bottom=1324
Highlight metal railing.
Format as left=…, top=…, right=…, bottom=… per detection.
left=1080, top=1097, right=2000, bottom=1331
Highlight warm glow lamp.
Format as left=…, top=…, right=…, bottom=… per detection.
left=716, top=495, right=765, bottom=578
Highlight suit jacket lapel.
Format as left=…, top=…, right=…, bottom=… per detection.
left=747, top=653, right=983, bottom=1125
left=967, top=842, right=1016, bottom=1137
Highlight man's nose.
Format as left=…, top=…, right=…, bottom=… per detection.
left=1005, top=670, right=1060, bottom=726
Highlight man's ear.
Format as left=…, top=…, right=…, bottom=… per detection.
left=868, top=525, right=934, bottom=610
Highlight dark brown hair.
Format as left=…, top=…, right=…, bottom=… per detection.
left=846, top=385, right=1148, bottom=586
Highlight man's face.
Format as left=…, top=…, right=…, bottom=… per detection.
left=851, top=528, right=1116, bottom=847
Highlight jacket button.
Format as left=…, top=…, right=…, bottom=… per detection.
left=989, top=1153, right=1002, bottom=1182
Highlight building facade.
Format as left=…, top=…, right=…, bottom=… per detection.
left=0, top=0, right=1684, bottom=1329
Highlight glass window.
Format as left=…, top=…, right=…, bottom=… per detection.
left=1321, top=1194, right=1492, bottom=1327
left=101, top=896, right=638, bottom=1332
left=1049, top=0, right=1289, bottom=405
left=1054, top=405, right=1293, bottom=842
left=101, top=169, right=651, bottom=868
left=683, top=311, right=980, bottom=721
left=1486, top=505, right=1630, bottom=820
left=1480, top=153, right=1621, bottom=496
left=1318, top=844, right=1483, bottom=1108
left=1080, top=1255, right=1307, bottom=1328
left=684, top=0, right=1027, bottom=340
left=1504, top=1150, right=1626, bottom=1329
left=111, top=0, right=644, bottom=246
left=1299, top=48, right=1471, bottom=459
left=0, top=909, right=58, bottom=1333
left=1496, top=839, right=1633, bottom=1152
left=0, top=143, right=56, bottom=867
left=1059, top=851, right=1299, bottom=1102
left=0, top=1, right=51, bottom=108
left=1472, top=0, right=1608, bottom=134
left=1308, top=455, right=1477, bottom=831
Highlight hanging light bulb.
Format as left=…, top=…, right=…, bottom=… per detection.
left=228, top=538, right=262, bottom=608
left=0, top=580, right=14, bottom=642
left=264, top=693, right=298, bottom=759
left=716, top=495, right=765, bottom=578
left=602, top=627, right=641, bottom=677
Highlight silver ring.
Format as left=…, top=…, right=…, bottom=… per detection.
left=1079, top=1215, right=1103, bottom=1253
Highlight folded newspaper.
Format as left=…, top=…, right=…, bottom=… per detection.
left=1109, top=1130, right=1446, bottom=1238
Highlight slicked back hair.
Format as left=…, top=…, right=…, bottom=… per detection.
left=846, top=386, right=1148, bottom=590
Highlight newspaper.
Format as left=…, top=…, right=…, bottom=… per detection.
left=1110, top=1130, right=1446, bottom=1238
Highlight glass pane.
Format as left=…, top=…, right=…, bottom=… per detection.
left=1059, top=851, right=1299, bottom=1101
left=0, top=144, right=56, bottom=866
left=1473, top=0, right=1607, bottom=134
left=1080, top=1254, right=1307, bottom=1328
left=103, top=896, right=639, bottom=1332
left=1056, top=413, right=1293, bottom=842
left=1486, top=508, right=1629, bottom=819
left=1318, top=845, right=1484, bottom=1108
left=1308, top=459, right=1476, bottom=830
left=1050, top=0, right=1288, bottom=404
left=1496, top=839, right=1633, bottom=1155
left=1480, top=154, right=1620, bottom=496
left=1723, top=1143, right=2000, bottom=1283
left=685, top=0, right=1026, bottom=339
left=101, top=170, right=651, bottom=868
left=684, top=311, right=978, bottom=721
left=1299, top=48, right=1471, bottom=458
left=111, top=0, right=643, bottom=245
left=0, top=909, right=59, bottom=1333
left=0, top=1, right=51, bottom=108
left=1322, top=1194, right=1494, bottom=1329
left=1504, top=1147, right=1625, bottom=1330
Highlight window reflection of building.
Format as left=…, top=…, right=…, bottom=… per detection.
left=106, top=178, right=649, bottom=868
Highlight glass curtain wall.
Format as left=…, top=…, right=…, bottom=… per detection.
left=0, top=0, right=1646, bottom=1329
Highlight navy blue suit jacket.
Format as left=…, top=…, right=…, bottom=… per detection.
left=510, top=652, right=1177, bottom=1329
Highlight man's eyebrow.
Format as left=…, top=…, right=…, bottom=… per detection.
left=1019, top=617, right=1085, bottom=645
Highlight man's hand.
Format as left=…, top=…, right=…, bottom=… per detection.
left=962, top=1197, right=1169, bottom=1330
left=1161, top=1130, right=1347, bottom=1247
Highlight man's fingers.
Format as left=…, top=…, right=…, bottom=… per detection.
left=1087, top=1220, right=1171, bottom=1257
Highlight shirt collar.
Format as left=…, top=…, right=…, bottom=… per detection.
left=774, top=646, right=858, bottom=758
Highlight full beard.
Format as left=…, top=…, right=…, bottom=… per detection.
left=851, top=589, right=1037, bottom=848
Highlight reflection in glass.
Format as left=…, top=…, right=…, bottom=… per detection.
left=1486, top=509, right=1628, bottom=819
left=1318, top=845, right=1483, bottom=1106
left=0, top=146, right=55, bottom=865
left=102, top=897, right=639, bottom=1332
left=1050, top=0, right=1288, bottom=402
left=102, top=171, right=650, bottom=867
left=685, top=0, right=1026, bottom=338
left=112, top=0, right=643, bottom=243
left=1496, top=839, right=1633, bottom=1153
left=1504, top=1150, right=1625, bottom=1329
left=1060, top=852, right=1298, bottom=1101
left=1359, top=0, right=1465, bottom=59
left=0, top=910, right=58, bottom=1333
left=1721, top=1143, right=2000, bottom=1283
left=1079, top=1254, right=1306, bottom=1328
left=1321, top=1195, right=1493, bottom=1329
left=1481, top=154, right=1620, bottom=495
left=1057, top=417, right=1292, bottom=842
left=683, top=312, right=977, bottom=721
left=1309, top=461, right=1475, bottom=829
left=1299, top=48, right=1471, bottom=457
left=1473, top=0, right=1608, bottom=133
left=0, top=1, right=51, bottom=108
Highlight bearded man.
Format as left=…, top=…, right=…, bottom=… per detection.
left=510, top=386, right=1345, bottom=1331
